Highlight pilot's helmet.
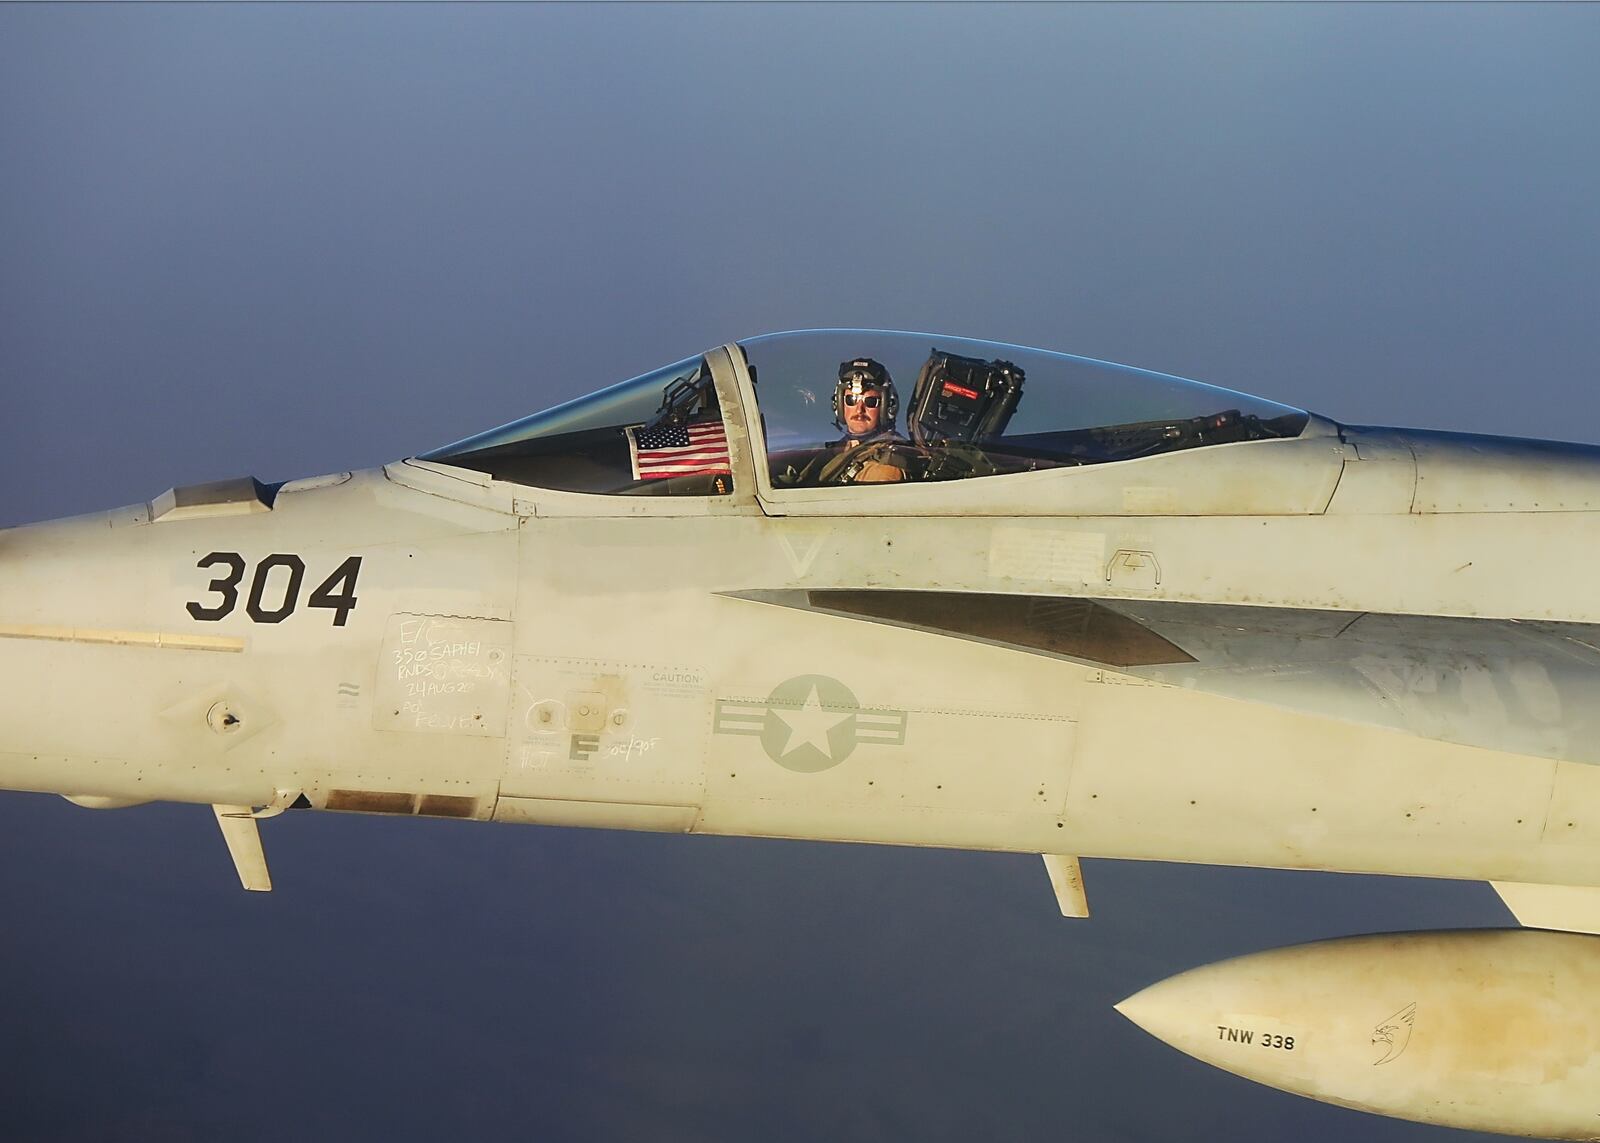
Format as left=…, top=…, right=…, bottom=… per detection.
left=832, top=357, right=898, bottom=432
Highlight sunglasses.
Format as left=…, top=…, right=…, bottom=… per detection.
left=843, top=393, right=882, bottom=408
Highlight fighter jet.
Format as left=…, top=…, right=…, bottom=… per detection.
left=6, top=328, right=1600, bottom=1137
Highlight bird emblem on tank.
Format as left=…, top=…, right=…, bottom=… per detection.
left=1371, top=1001, right=1417, bottom=1065
left=712, top=674, right=908, bottom=772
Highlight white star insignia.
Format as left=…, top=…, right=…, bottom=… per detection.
left=772, top=685, right=850, bottom=759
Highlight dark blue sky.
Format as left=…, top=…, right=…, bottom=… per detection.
left=3, top=6, right=1597, bottom=1141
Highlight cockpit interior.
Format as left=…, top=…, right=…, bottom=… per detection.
left=422, top=330, right=1310, bottom=497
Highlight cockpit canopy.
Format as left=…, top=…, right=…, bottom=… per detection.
left=423, top=330, right=1310, bottom=496
left=421, top=354, right=733, bottom=496
left=745, top=330, right=1308, bottom=488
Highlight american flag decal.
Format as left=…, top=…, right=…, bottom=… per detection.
left=626, top=420, right=731, bottom=480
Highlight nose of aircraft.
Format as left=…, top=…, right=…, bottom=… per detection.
left=0, top=505, right=149, bottom=636
left=0, top=504, right=164, bottom=791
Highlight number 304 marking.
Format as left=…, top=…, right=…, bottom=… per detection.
left=187, top=553, right=362, bottom=626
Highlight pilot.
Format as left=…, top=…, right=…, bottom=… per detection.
left=798, top=358, right=915, bottom=485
